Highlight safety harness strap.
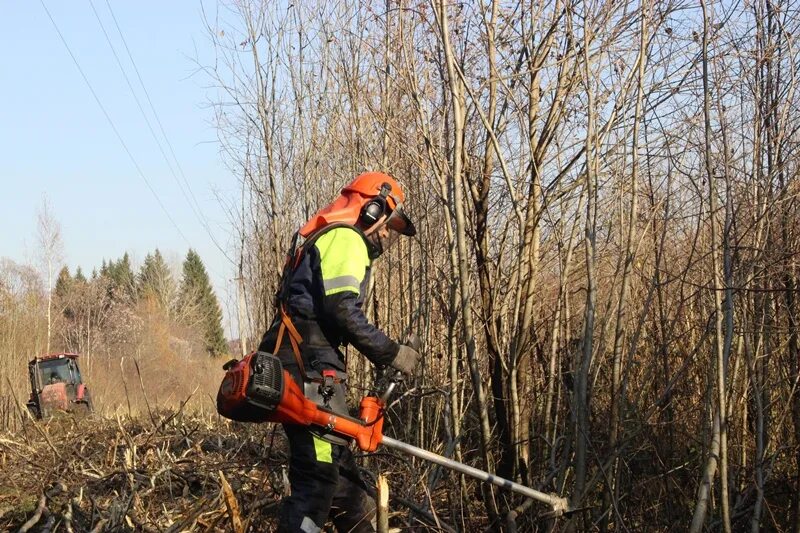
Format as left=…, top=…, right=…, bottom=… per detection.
left=278, top=304, right=305, bottom=375
left=274, top=223, right=365, bottom=383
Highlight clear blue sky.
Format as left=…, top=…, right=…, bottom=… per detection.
left=1, top=1, right=240, bottom=335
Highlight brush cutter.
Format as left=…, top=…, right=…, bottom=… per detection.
left=217, top=350, right=570, bottom=515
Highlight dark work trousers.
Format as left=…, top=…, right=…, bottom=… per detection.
left=278, top=424, right=377, bottom=532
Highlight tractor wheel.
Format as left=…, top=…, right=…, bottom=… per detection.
left=72, top=402, right=92, bottom=417
left=72, top=392, right=93, bottom=417
left=26, top=404, right=41, bottom=420
left=84, top=391, right=94, bottom=413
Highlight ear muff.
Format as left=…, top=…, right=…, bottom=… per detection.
left=360, top=199, right=386, bottom=226
left=359, top=183, right=392, bottom=228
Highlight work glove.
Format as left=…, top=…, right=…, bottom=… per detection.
left=391, top=344, right=422, bottom=376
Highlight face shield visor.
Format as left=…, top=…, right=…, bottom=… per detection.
left=371, top=227, right=402, bottom=257
left=384, top=199, right=416, bottom=236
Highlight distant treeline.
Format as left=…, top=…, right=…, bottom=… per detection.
left=0, top=248, right=226, bottom=428
left=55, top=249, right=227, bottom=359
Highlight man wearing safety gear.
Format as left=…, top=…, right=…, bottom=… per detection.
left=257, top=171, right=422, bottom=532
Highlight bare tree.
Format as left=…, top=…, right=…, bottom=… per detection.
left=199, top=1, right=800, bottom=529
left=36, top=196, right=64, bottom=356
left=435, top=0, right=498, bottom=518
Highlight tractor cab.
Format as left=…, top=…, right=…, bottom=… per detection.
left=26, top=353, right=93, bottom=419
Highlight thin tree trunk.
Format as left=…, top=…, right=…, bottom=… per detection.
left=789, top=261, right=800, bottom=533
left=545, top=189, right=584, bottom=459
left=574, top=6, right=597, bottom=508
left=690, top=408, right=723, bottom=532
left=46, top=259, right=52, bottom=355
left=437, top=0, right=497, bottom=519
left=473, top=0, right=514, bottom=483
left=746, top=328, right=765, bottom=533
left=691, top=2, right=730, bottom=530
left=605, top=2, right=648, bottom=523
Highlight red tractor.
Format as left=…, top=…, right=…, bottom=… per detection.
left=26, top=353, right=93, bottom=419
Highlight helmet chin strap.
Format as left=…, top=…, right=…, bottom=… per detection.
left=362, top=215, right=391, bottom=258
left=362, top=215, right=389, bottom=237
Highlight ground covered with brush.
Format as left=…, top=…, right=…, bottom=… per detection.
left=0, top=412, right=482, bottom=532
left=0, top=412, right=289, bottom=532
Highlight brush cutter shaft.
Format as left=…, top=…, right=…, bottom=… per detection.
left=380, top=436, right=569, bottom=515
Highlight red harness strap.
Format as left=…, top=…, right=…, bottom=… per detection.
left=275, top=303, right=306, bottom=377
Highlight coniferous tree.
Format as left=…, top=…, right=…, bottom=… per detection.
left=178, top=249, right=227, bottom=357
left=108, top=252, right=136, bottom=300
left=74, top=267, right=87, bottom=283
left=138, top=249, right=175, bottom=312
left=54, top=266, right=76, bottom=321
left=100, top=258, right=114, bottom=299
left=54, top=266, right=72, bottom=299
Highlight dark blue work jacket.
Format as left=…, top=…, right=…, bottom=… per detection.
left=258, top=226, right=399, bottom=376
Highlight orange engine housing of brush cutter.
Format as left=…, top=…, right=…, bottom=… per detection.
left=216, top=351, right=385, bottom=452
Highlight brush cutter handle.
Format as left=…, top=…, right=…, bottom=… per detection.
left=381, top=333, right=422, bottom=403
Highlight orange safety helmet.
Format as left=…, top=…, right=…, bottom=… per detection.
left=299, top=172, right=416, bottom=238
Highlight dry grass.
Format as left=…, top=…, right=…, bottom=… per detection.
left=82, top=350, right=225, bottom=421
left=0, top=337, right=539, bottom=532
left=0, top=413, right=288, bottom=532
left=0, top=411, right=481, bottom=532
